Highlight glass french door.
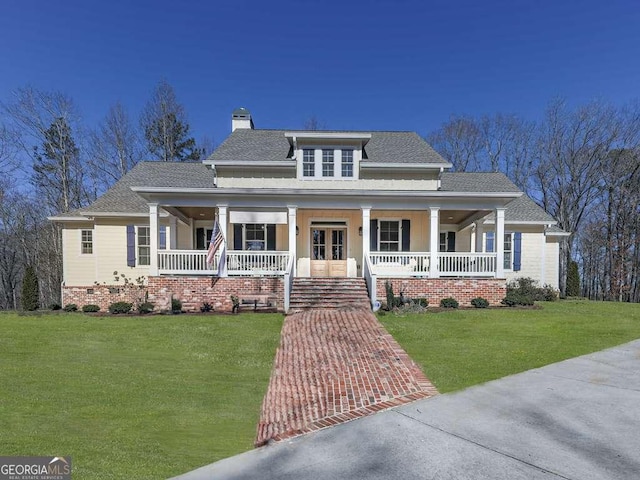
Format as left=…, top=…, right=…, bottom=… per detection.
left=311, top=228, right=347, bottom=276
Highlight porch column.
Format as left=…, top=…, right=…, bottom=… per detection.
left=169, top=217, right=177, bottom=249
left=429, top=207, right=439, bottom=278
left=149, top=203, right=159, bottom=276
left=470, top=224, right=476, bottom=253
left=495, top=207, right=506, bottom=278
left=475, top=221, right=484, bottom=252
left=288, top=206, right=297, bottom=276
left=361, top=207, right=371, bottom=270
left=218, top=205, right=228, bottom=277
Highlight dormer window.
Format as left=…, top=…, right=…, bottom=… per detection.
left=303, top=149, right=315, bottom=177
left=297, top=147, right=359, bottom=180
left=341, top=150, right=353, bottom=177
left=322, top=150, right=334, bottom=177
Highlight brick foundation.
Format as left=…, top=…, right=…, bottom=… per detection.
left=63, top=276, right=285, bottom=313
left=376, top=278, right=507, bottom=307
left=147, top=276, right=285, bottom=313
left=62, top=285, right=148, bottom=311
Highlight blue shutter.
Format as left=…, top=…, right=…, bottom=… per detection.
left=126, top=225, right=135, bottom=267
left=486, top=231, right=495, bottom=253
left=369, top=219, right=378, bottom=251
left=267, top=224, right=276, bottom=250
left=159, top=226, right=166, bottom=250
left=513, top=232, right=522, bottom=271
left=233, top=224, right=243, bottom=250
left=401, top=219, right=411, bottom=251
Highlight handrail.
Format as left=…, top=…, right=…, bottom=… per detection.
left=158, top=250, right=290, bottom=276
left=283, top=254, right=295, bottom=313
left=363, top=254, right=377, bottom=307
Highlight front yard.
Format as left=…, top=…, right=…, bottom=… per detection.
left=0, top=312, right=283, bottom=479
left=380, top=300, right=640, bottom=392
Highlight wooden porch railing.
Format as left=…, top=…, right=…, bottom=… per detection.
left=368, top=252, right=497, bottom=277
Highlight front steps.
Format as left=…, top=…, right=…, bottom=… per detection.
left=289, top=277, right=371, bottom=312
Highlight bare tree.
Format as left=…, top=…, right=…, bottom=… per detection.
left=534, top=99, right=624, bottom=295
left=88, top=102, right=141, bottom=193
left=140, top=80, right=199, bottom=162
left=303, top=115, right=327, bottom=131
left=427, top=116, right=482, bottom=171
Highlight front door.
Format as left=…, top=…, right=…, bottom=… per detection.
left=310, top=228, right=347, bottom=277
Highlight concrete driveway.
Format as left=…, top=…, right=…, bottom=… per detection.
left=172, top=339, right=640, bottom=480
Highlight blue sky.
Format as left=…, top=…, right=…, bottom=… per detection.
left=1, top=0, right=639, bottom=144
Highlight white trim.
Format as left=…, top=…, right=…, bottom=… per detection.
left=285, top=131, right=372, bottom=141
left=375, top=218, right=402, bottom=252
left=483, top=219, right=556, bottom=225
left=230, top=211, right=287, bottom=224
left=79, top=228, right=94, bottom=256
left=360, top=162, right=452, bottom=170
left=205, top=160, right=294, bottom=168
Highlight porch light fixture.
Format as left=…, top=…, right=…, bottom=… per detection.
left=358, top=226, right=363, bottom=236
left=296, top=226, right=299, bottom=235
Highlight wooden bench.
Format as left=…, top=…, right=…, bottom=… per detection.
left=231, top=294, right=277, bottom=313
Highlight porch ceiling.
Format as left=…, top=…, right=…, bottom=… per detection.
left=441, top=210, right=486, bottom=224
left=174, top=206, right=215, bottom=220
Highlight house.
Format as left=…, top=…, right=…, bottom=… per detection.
left=50, top=108, right=568, bottom=312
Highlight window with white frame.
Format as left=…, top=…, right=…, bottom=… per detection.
left=341, top=149, right=353, bottom=177
left=484, top=232, right=514, bottom=269
left=81, top=229, right=93, bottom=254
left=504, top=232, right=513, bottom=270
left=439, top=231, right=456, bottom=252
left=245, top=224, right=266, bottom=251
left=379, top=220, right=400, bottom=251
left=303, top=149, right=315, bottom=177
left=137, top=226, right=150, bottom=266
left=322, top=149, right=334, bottom=177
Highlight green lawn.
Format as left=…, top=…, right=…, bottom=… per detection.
left=0, top=312, right=283, bottom=479
left=380, top=300, right=640, bottom=393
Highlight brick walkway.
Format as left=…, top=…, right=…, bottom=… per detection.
left=255, top=309, right=439, bottom=446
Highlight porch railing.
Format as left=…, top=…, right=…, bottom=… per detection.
left=158, top=250, right=290, bottom=276
left=439, top=252, right=496, bottom=277
left=368, top=252, right=497, bottom=277
left=368, top=252, right=431, bottom=277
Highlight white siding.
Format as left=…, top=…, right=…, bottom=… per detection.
left=544, top=238, right=560, bottom=289
left=62, top=223, right=97, bottom=285
left=504, top=226, right=546, bottom=286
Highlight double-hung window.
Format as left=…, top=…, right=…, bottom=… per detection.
left=245, top=224, right=266, bottom=251
left=303, top=149, right=315, bottom=177
left=341, top=149, right=353, bottom=177
left=379, top=221, right=400, bottom=251
left=322, top=149, right=334, bottom=177
left=503, top=233, right=513, bottom=270
left=137, top=227, right=151, bottom=266
left=81, top=229, right=93, bottom=254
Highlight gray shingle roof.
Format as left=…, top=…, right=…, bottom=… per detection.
left=440, top=172, right=522, bottom=192
left=81, top=162, right=216, bottom=214
left=207, top=129, right=448, bottom=165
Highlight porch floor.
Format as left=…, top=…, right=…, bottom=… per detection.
left=255, top=309, right=439, bottom=446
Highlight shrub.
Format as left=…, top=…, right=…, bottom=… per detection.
left=506, top=277, right=558, bottom=304
left=108, top=301, right=133, bottom=314
left=414, top=298, right=429, bottom=308
left=540, top=285, right=558, bottom=302
left=501, top=292, right=534, bottom=307
left=471, top=297, right=489, bottom=308
left=137, top=302, right=154, bottom=314
left=49, top=303, right=61, bottom=311
left=63, top=303, right=78, bottom=312
left=82, top=304, right=100, bottom=313
left=21, top=265, right=39, bottom=311
left=440, top=297, right=459, bottom=309
left=171, top=298, right=182, bottom=314
left=200, top=302, right=213, bottom=313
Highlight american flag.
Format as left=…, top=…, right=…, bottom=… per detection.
left=206, top=215, right=226, bottom=276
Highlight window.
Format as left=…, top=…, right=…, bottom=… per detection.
left=379, top=221, right=400, bottom=251
left=303, top=149, right=315, bottom=177
left=245, top=224, right=266, bottom=251
left=439, top=232, right=456, bottom=252
left=322, top=149, right=334, bottom=177
left=137, top=226, right=150, bottom=266
left=504, top=233, right=513, bottom=270
left=341, top=150, right=353, bottom=177
left=159, top=225, right=167, bottom=250
left=81, top=230, right=93, bottom=254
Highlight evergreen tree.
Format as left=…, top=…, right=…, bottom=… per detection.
left=140, top=80, right=200, bottom=162
left=21, top=265, right=39, bottom=310
left=566, top=260, right=581, bottom=297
